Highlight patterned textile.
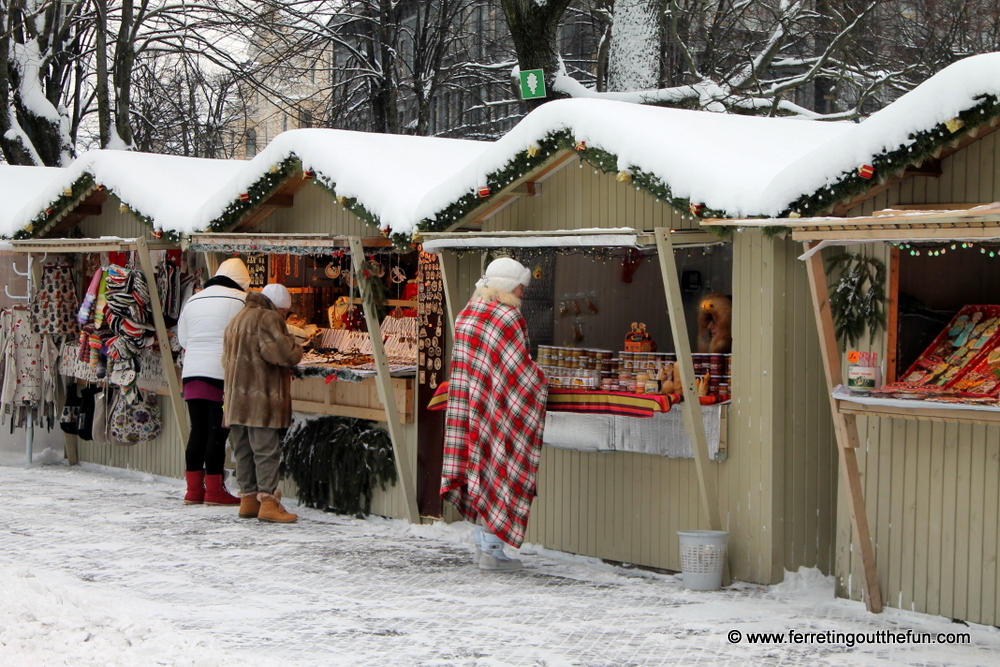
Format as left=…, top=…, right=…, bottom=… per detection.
left=440, top=298, right=547, bottom=548
left=59, top=341, right=168, bottom=393
left=0, top=308, right=59, bottom=428
left=32, top=265, right=79, bottom=335
left=430, top=383, right=676, bottom=418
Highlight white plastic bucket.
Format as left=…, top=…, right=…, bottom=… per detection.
left=677, top=530, right=728, bottom=591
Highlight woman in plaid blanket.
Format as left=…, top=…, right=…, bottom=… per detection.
left=441, top=258, right=547, bottom=571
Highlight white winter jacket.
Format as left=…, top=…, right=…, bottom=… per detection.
left=177, top=284, right=247, bottom=380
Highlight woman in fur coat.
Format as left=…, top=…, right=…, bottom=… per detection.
left=222, top=284, right=303, bottom=523
left=440, top=258, right=547, bottom=571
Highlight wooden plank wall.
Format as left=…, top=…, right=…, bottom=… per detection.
left=834, top=129, right=1000, bottom=623
left=487, top=155, right=697, bottom=232
left=254, top=183, right=374, bottom=235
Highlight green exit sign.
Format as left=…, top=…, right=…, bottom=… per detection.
left=519, top=69, right=547, bottom=100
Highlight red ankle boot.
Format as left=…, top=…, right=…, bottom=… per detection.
left=204, top=474, right=240, bottom=505
left=184, top=470, right=206, bottom=504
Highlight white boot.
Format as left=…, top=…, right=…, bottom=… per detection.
left=473, top=525, right=484, bottom=565
left=479, top=531, right=522, bottom=571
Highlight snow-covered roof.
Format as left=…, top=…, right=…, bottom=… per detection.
left=418, top=98, right=852, bottom=223
left=193, top=128, right=491, bottom=236
left=9, top=151, right=245, bottom=237
left=6, top=52, right=1000, bottom=240
left=419, top=52, right=1000, bottom=228
left=0, top=165, right=64, bottom=237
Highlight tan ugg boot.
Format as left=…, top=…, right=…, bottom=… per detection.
left=238, top=493, right=261, bottom=519
left=257, top=493, right=297, bottom=523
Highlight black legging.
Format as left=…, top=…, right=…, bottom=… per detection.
left=185, top=399, right=229, bottom=474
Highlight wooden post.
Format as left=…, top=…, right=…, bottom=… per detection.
left=437, top=251, right=459, bottom=336
left=134, top=236, right=190, bottom=443
left=654, top=227, right=730, bottom=586
left=803, top=241, right=883, bottom=613
left=348, top=236, right=419, bottom=523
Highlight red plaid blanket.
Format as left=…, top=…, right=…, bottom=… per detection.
left=440, top=299, right=547, bottom=547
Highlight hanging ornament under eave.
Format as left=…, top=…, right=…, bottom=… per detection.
left=527, top=145, right=541, bottom=158
left=477, top=185, right=491, bottom=198
left=379, top=226, right=391, bottom=237
left=269, top=164, right=280, bottom=174
left=788, top=211, right=802, bottom=218
left=945, top=117, right=965, bottom=133
left=240, top=193, right=250, bottom=202
left=574, top=140, right=587, bottom=151
left=616, top=170, right=633, bottom=183
left=858, top=164, right=875, bottom=179
left=120, top=204, right=130, bottom=213
left=152, top=229, right=163, bottom=240
left=689, top=202, right=705, bottom=217
left=337, top=196, right=348, bottom=206
left=303, top=170, right=315, bottom=180
left=44, top=208, right=54, bottom=217
left=63, top=188, right=73, bottom=197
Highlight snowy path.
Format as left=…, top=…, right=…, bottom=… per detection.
left=1, top=463, right=999, bottom=666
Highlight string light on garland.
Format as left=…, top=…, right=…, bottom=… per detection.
left=896, top=241, right=1000, bottom=257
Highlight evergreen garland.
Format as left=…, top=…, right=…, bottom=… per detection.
left=280, top=415, right=397, bottom=517
left=15, top=172, right=97, bottom=239
left=825, top=252, right=887, bottom=349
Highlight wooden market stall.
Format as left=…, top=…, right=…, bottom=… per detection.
left=0, top=152, right=242, bottom=479
left=716, top=203, right=1000, bottom=623
left=412, top=123, right=841, bottom=585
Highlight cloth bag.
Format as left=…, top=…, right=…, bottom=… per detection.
left=108, top=388, right=162, bottom=445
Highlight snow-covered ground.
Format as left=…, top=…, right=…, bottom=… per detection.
left=2, top=456, right=999, bottom=666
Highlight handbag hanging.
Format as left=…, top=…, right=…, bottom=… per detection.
left=59, top=382, right=81, bottom=435
left=108, top=387, right=163, bottom=445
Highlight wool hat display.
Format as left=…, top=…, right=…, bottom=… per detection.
left=261, top=283, right=292, bottom=309
left=475, top=258, right=532, bottom=294
left=215, top=258, right=251, bottom=290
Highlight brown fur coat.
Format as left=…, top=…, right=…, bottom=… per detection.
left=696, top=293, right=733, bottom=353
left=222, top=291, right=303, bottom=429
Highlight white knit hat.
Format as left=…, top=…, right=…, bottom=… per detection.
left=475, top=257, right=531, bottom=294
left=261, top=283, right=291, bottom=309
left=215, top=258, right=251, bottom=290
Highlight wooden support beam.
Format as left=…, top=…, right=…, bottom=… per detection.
left=803, top=241, right=882, bottom=613
left=75, top=204, right=104, bottom=216
left=903, top=159, right=942, bottom=177
left=349, top=236, right=419, bottom=524
left=511, top=181, right=539, bottom=197
left=263, top=194, right=294, bottom=208
left=654, top=227, right=730, bottom=586
left=135, top=236, right=190, bottom=445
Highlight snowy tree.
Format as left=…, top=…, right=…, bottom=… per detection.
left=605, top=0, right=660, bottom=92
left=501, top=0, right=574, bottom=106
left=0, top=0, right=84, bottom=166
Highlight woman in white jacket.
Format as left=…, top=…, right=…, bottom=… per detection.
left=176, top=258, right=250, bottom=506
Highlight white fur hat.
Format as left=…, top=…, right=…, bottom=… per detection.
left=261, top=283, right=291, bottom=309
left=215, top=258, right=251, bottom=290
left=475, top=258, right=531, bottom=294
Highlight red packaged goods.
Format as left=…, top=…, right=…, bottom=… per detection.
left=878, top=305, right=1000, bottom=399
